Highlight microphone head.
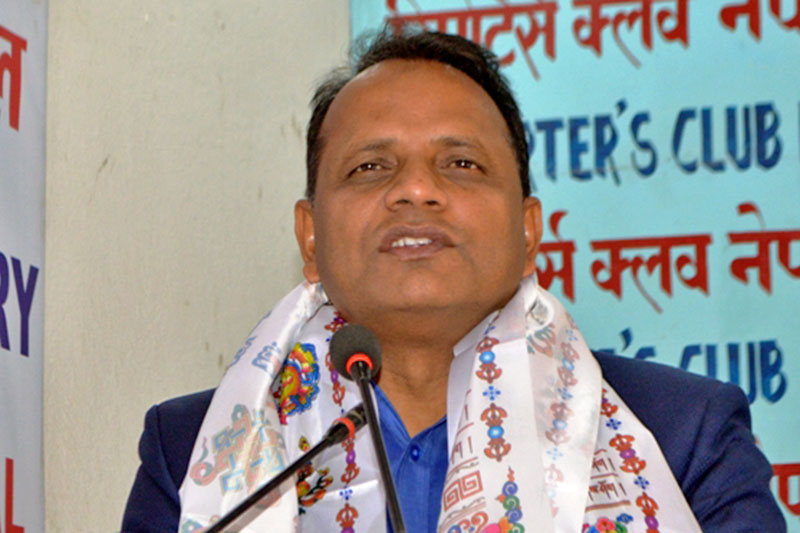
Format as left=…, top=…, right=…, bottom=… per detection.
left=329, top=324, right=382, bottom=380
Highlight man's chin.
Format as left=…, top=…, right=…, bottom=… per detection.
left=361, top=291, right=493, bottom=323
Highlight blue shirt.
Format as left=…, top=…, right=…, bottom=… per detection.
left=375, top=384, right=448, bottom=533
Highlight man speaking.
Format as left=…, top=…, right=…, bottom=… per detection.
left=122, top=29, right=784, bottom=532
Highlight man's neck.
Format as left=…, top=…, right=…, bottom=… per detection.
left=375, top=339, right=454, bottom=438
left=353, top=305, right=496, bottom=437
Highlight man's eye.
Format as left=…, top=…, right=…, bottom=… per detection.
left=450, top=159, right=480, bottom=170
left=351, top=162, right=383, bottom=175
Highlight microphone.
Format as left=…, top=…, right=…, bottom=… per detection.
left=330, top=323, right=382, bottom=381
left=207, top=403, right=367, bottom=533
left=330, top=324, right=407, bottom=533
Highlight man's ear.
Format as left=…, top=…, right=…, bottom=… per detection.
left=522, top=196, right=543, bottom=277
left=294, top=199, right=320, bottom=283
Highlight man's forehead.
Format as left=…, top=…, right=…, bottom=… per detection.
left=352, top=57, right=452, bottom=81
left=341, top=58, right=473, bottom=100
left=318, top=58, right=507, bottom=145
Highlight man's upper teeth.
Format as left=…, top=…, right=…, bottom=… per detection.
left=392, top=237, right=433, bottom=248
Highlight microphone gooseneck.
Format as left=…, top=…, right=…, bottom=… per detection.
left=329, top=324, right=407, bottom=533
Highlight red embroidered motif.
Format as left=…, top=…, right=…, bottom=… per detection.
left=481, top=402, right=511, bottom=461
left=603, top=390, right=661, bottom=532
left=336, top=502, right=358, bottom=528
left=340, top=437, right=360, bottom=484
left=325, top=312, right=348, bottom=407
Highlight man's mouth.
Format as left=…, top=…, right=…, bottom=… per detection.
left=390, top=237, right=433, bottom=249
left=378, top=226, right=454, bottom=258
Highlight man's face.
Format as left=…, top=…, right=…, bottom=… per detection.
left=295, top=59, right=541, bottom=336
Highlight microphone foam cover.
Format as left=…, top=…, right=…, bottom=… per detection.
left=329, top=324, right=382, bottom=380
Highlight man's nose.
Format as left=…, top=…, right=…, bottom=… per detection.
left=383, top=161, right=447, bottom=210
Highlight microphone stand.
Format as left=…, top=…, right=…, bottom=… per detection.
left=207, top=404, right=366, bottom=533
left=349, top=361, right=407, bottom=533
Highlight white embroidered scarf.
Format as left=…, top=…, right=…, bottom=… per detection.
left=178, top=276, right=702, bottom=533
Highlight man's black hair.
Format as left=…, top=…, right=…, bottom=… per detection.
left=305, top=26, right=531, bottom=201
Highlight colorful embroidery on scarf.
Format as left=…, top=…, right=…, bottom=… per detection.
left=188, top=404, right=285, bottom=493
left=445, top=508, right=490, bottom=533
left=325, top=312, right=348, bottom=408
left=336, top=431, right=360, bottom=530
left=273, top=342, right=320, bottom=424
left=587, top=448, right=632, bottom=516
left=481, top=402, right=510, bottom=462
left=296, top=463, right=333, bottom=514
left=476, top=334, right=502, bottom=383
left=482, top=468, right=525, bottom=533
left=443, top=468, right=525, bottom=533
left=583, top=513, right=633, bottom=533
left=476, top=323, right=512, bottom=462
left=601, top=390, right=662, bottom=532
left=336, top=503, right=358, bottom=532
left=337, top=487, right=359, bottom=532
left=321, top=311, right=362, bottom=530
left=294, top=435, right=333, bottom=514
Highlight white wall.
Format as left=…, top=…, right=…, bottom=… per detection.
left=44, top=2, right=350, bottom=530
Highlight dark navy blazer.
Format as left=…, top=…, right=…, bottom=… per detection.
left=122, top=352, right=786, bottom=532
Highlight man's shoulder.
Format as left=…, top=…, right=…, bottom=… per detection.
left=122, top=388, right=217, bottom=531
left=149, top=387, right=215, bottom=446
left=593, top=350, right=729, bottom=403
left=592, top=351, right=751, bottom=484
left=593, top=350, right=743, bottom=436
left=144, top=388, right=215, bottom=486
left=152, top=388, right=216, bottom=424
left=593, top=352, right=784, bottom=528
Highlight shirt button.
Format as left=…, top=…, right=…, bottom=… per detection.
left=409, top=444, right=421, bottom=461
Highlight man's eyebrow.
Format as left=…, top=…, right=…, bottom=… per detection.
left=347, top=138, right=397, bottom=154
left=433, top=135, right=488, bottom=151
left=344, top=136, right=489, bottom=156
